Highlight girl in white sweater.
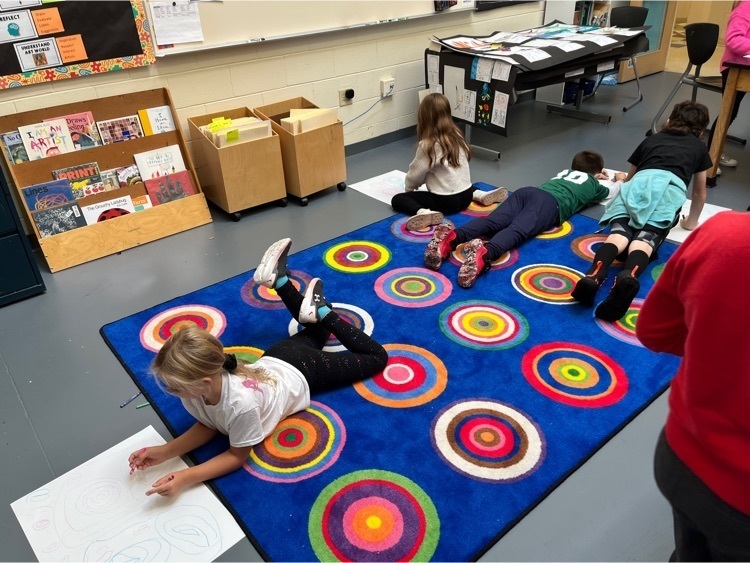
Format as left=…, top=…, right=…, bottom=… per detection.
left=392, top=93, right=506, bottom=230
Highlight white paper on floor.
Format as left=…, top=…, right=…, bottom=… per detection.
left=11, top=426, right=245, bottom=562
left=667, top=200, right=731, bottom=244
left=348, top=169, right=411, bottom=206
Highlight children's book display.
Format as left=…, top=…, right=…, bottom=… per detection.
left=0, top=88, right=211, bottom=272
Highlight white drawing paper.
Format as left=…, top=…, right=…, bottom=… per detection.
left=491, top=91, right=509, bottom=128
left=491, top=61, right=511, bottom=82
left=348, top=170, right=413, bottom=206
left=577, top=34, right=618, bottom=47
left=11, top=426, right=245, bottom=562
left=427, top=53, right=440, bottom=86
left=472, top=57, right=494, bottom=82
left=667, top=200, right=732, bottom=244
left=551, top=41, right=585, bottom=53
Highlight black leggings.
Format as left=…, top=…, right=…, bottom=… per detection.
left=263, top=280, right=388, bottom=393
left=391, top=185, right=475, bottom=216
left=706, top=69, right=746, bottom=149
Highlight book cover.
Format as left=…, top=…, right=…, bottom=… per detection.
left=133, top=145, right=186, bottom=180
left=80, top=194, right=136, bottom=225
left=144, top=170, right=195, bottom=205
left=131, top=194, right=153, bottom=211
left=52, top=162, right=104, bottom=199
left=31, top=201, right=86, bottom=238
left=45, top=111, right=102, bottom=150
left=116, top=165, right=142, bottom=187
left=137, top=105, right=176, bottom=135
left=100, top=169, right=120, bottom=192
left=96, top=115, right=144, bottom=144
left=1, top=130, right=29, bottom=164
left=17, top=119, right=75, bottom=160
left=21, top=179, right=75, bottom=211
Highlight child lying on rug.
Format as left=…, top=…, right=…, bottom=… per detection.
left=391, top=92, right=509, bottom=231
left=128, top=238, right=388, bottom=497
left=424, top=150, right=618, bottom=288
left=572, top=100, right=711, bottom=322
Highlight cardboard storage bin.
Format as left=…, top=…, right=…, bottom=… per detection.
left=254, top=97, right=346, bottom=205
left=188, top=108, right=287, bottom=219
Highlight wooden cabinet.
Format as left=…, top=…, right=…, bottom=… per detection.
left=0, top=170, right=45, bottom=306
left=0, top=88, right=212, bottom=272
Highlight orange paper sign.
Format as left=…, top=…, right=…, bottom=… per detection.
left=31, top=8, right=64, bottom=35
left=56, top=34, right=88, bottom=63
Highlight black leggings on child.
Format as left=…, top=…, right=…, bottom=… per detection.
left=263, top=280, right=388, bottom=393
left=391, top=186, right=474, bottom=216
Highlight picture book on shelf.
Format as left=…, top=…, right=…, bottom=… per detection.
left=138, top=105, right=176, bottom=135
left=144, top=170, right=195, bottom=205
left=100, top=169, right=120, bottom=192
left=96, top=115, right=144, bottom=144
left=131, top=194, right=153, bottom=211
left=80, top=195, right=136, bottom=225
left=116, top=165, right=142, bottom=187
left=134, top=145, right=185, bottom=180
left=31, top=201, right=86, bottom=238
left=17, top=119, right=75, bottom=160
left=21, top=179, right=75, bottom=211
left=52, top=162, right=105, bottom=199
left=1, top=131, right=29, bottom=164
left=45, top=112, right=102, bottom=150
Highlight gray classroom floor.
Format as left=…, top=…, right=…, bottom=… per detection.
left=2, top=70, right=748, bottom=562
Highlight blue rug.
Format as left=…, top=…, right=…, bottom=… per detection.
left=101, top=189, right=679, bottom=561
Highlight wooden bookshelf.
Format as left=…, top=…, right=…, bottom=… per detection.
left=0, top=88, right=212, bottom=272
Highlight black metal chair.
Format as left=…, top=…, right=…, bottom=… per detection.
left=610, top=6, right=649, bottom=111
left=648, top=22, right=746, bottom=145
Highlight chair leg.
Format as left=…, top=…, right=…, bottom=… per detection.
left=623, top=57, right=643, bottom=112
left=649, top=65, right=692, bottom=135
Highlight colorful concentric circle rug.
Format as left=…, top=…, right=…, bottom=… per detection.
left=101, top=200, right=679, bottom=561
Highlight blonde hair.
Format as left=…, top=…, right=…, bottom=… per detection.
left=417, top=93, right=472, bottom=168
left=152, top=326, right=276, bottom=395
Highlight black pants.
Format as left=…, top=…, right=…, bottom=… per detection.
left=654, top=430, right=750, bottom=561
left=391, top=185, right=475, bottom=216
left=263, top=281, right=388, bottom=393
left=706, top=69, right=747, bottom=150
left=455, top=186, right=559, bottom=261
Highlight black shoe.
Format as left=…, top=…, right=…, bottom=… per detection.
left=595, top=274, right=640, bottom=322
left=572, top=276, right=602, bottom=306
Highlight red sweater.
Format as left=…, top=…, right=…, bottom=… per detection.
left=637, top=211, right=750, bottom=515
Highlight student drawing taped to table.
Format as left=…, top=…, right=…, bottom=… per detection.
left=128, top=238, right=388, bottom=497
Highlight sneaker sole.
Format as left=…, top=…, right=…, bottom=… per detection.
left=571, top=276, right=600, bottom=306
left=406, top=211, right=445, bottom=231
left=299, top=278, right=323, bottom=324
left=480, top=187, right=508, bottom=206
left=595, top=277, right=640, bottom=322
left=253, top=238, right=291, bottom=288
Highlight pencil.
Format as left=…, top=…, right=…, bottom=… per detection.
left=120, top=391, right=142, bottom=408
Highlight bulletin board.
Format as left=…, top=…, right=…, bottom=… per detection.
left=0, top=0, right=155, bottom=90
left=148, top=0, right=476, bottom=57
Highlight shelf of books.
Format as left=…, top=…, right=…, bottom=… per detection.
left=0, top=88, right=212, bottom=272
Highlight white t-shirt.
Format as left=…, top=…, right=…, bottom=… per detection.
left=181, top=356, right=310, bottom=447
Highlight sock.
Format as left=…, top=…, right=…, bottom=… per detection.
left=274, top=275, right=289, bottom=289
left=587, top=243, right=620, bottom=279
left=318, top=305, right=332, bottom=319
left=622, top=249, right=650, bottom=278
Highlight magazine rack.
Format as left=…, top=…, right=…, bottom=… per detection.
left=0, top=88, right=211, bottom=272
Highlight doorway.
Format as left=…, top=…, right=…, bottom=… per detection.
left=665, top=1, right=735, bottom=75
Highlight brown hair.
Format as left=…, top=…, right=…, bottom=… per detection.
left=662, top=100, right=709, bottom=138
left=152, top=326, right=275, bottom=395
left=416, top=93, right=472, bottom=168
left=570, top=150, right=605, bottom=175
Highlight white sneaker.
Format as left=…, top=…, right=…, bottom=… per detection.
left=253, top=238, right=291, bottom=288
left=405, top=209, right=444, bottom=231
left=716, top=166, right=722, bottom=176
left=476, top=187, right=509, bottom=207
left=720, top=153, right=737, bottom=167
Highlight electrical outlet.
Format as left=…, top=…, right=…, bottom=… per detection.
left=338, top=87, right=355, bottom=106
left=380, top=78, right=395, bottom=98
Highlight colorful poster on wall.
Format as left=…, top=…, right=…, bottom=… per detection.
left=0, top=0, right=155, bottom=90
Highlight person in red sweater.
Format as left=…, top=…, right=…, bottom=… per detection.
left=636, top=211, right=750, bottom=561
